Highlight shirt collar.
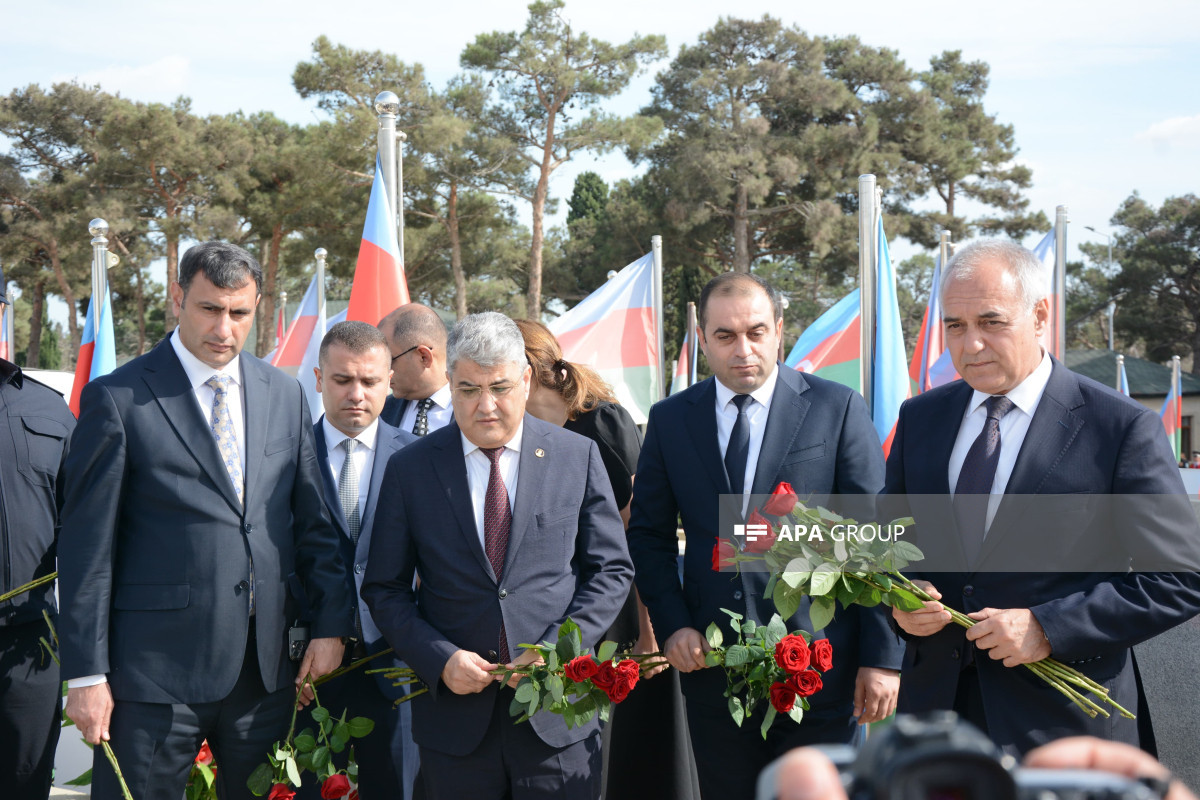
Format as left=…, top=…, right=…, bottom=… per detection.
left=171, top=329, right=242, bottom=390
left=0, top=357, right=19, bottom=387
left=461, top=419, right=525, bottom=459
left=967, top=350, right=1052, bottom=419
left=429, top=382, right=452, bottom=409
left=323, top=416, right=379, bottom=454
left=714, top=364, right=779, bottom=412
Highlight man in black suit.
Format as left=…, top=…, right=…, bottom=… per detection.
left=363, top=312, right=633, bottom=799
left=886, top=239, right=1200, bottom=755
left=301, top=320, right=418, bottom=799
left=378, top=303, right=452, bottom=435
left=627, top=273, right=903, bottom=799
left=59, top=242, right=353, bottom=799
left=0, top=275, right=75, bottom=800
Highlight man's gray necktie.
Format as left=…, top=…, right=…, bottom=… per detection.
left=205, top=374, right=244, bottom=505
left=338, top=438, right=361, bottom=543
left=412, top=397, right=435, bottom=437
left=954, top=395, right=1016, bottom=566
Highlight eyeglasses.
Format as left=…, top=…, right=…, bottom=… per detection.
left=452, top=383, right=517, bottom=402
left=391, top=344, right=426, bottom=365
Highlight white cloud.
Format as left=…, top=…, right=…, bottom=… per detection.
left=1136, top=114, right=1200, bottom=146
left=52, top=56, right=190, bottom=101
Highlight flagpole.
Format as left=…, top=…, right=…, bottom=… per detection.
left=858, top=175, right=877, bottom=411
left=939, top=231, right=952, bottom=275
left=88, top=219, right=110, bottom=331
left=375, top=92, right=401, bottom=235
left=686, top=301, right=697, bottom=387
left=1116, top=354, right=1124, bottom=392
left=652, top=235, right=666, bottom=400
left=314, top=248, right=328, bottom=341
left=1054, top=205, right=1069, bottom=359
left=277, top=289, right=288, bottom=350
left=397, top=129, right=407, bottom=268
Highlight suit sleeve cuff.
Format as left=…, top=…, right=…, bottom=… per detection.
left=67, top=674, right=107, bottom=689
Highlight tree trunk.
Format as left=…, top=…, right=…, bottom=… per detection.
left=45, top=240, right=80, bottom=364
left=134, top=264, right=147, bottom=355
left=448, top=181, right=467, bottom=320
left=528, top=104, right=559, bottom=317
left=165, top=232, right=179, bottom=333
left=947, top=180, right=956, bottom=219
left=26, top=280, right=44, bottom=369
left=257, top=225, right=283, bottom=357
left=733, top=182, right=750, bottom=273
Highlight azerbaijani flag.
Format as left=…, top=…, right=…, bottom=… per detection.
left=1119, top=360, right=1130, bottom=397
left=909, top=250, right=947, bottom=394
left=68, top=290, right=117, bottom=416
left=785, top=289, right=861, bottom=391
left=0, top=299, right=11, bottom=362
left=1161, top=367, right=1182, bottom=461
left=272, top=277, right=322, bottom=369
left=549, top=252, right=659, bottom=425
left=346, top=155, right=409, bottom=326
left=872, top=215, right=911, bottom=457
left=670, top=329, right=693, bottom=396
left=1031, top=227, right=1062, bottom=359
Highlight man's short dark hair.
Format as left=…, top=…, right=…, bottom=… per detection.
left=178, top=242, right=263, bottom=296
left=698, top=272, right=783, bottom=331
left=319, top=321, right=390, bottom=368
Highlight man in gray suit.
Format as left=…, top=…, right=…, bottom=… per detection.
left=363, top=312, right=633, bottom=799
left=59, top=242, right=353, bottom=800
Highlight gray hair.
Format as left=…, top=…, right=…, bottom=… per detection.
left=941, top=240, right=1050, bottom=311
left=446, top=312, right=526, bottom=373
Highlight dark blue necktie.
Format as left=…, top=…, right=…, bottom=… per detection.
left=724, top=394, right=753, bottom=496
left=954, top=395, right=1015, bottom=566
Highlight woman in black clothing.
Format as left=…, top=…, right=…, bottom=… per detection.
left=516, top=319, right=700, bottom=800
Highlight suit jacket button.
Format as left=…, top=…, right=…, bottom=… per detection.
left=487, top=650, right=499, bottom=661
left=243, top=523, right=254, bottom=534
left=498, top=589, right=508, bottom=599
left=237, top=580, right=249, bottom=591
left=951, top=648, right=960, bottom=659
left=962, top=585, right=974, bottom=597
left=354, top=564, right=364, bottom=574
left=733, top=590, right=743, bottom=601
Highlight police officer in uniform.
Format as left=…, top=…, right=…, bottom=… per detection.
left=0, top=266, right=76, bottom=799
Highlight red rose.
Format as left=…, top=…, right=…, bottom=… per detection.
left=743, top=510, right=777, bottom=553
left=763, top=482, right=799, bottom=516
left=564, top=655, right=600, bottom=683
left=712, top=539, right=737, bottom=570
left=269, top=785, right=296, bottom=800
left=610, top=659, right=640, bottom=702
left=773, top=634, right=810, bottom=674
left=320, top=773, right=352, bottom=799
left=811, top=639, right=833, bottom=672
left=769, top=680, right=797, bottom=713
left=195, top=741, right=213, bottom=765
left=788, top=669, right=824, bottom=697
left=591, top=661, right=617, bottom=692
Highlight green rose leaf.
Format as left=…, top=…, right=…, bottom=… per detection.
left=810, top=565, right=840, bottom=597
left=285, top=755, right=302, bottom=786
left=514, top=682, right=537, bottom=704
left=888, top=586, right=927, bottom=612
left=705, top=621, right=724, bottom=649
left=312, top=745, right=330, bottom=770
left=728, top=695, right=745, bottom=727
left=246, top=763, right=273, bottom=796
left=294, top=733, right=316, bottom=752
left=597, top=640, right=618, bottom=662
left=547, top=673, right=565, bottom=703
left=724, top=644, right=750, bottom=668
left=764, top=614, right=787, bottom=643
left=773, top=581, right=802, bottom=621
left=809, top=595, right=837, bottom=632
left=346, top=717, right=375, bottom=738
left=759, top=705, right=777, bottom=740
left=310, top=706, right=330, bottom=724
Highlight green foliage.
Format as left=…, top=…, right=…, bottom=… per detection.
left=566, top=172, right=608, bottom=226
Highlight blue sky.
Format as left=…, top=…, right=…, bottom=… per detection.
left=3, top=0, right=1198, bottom=304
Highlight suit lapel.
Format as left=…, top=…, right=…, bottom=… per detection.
left=313, top=420, right=351, bottom=540
left=751, top=367, right=808, bottom=495
left=978, top=360, right=1085, bottom=565
left=240, top=356, right=271, bottom=509
left=361, top=425, right=403, bottom=542
left=431, top=421, right=496, bottom=581
left=686, top=379, right=731, bottom=494
left=928, top=383, right=974, bottom=496
left=141, top=340, right=242, bottom=513
left=505, top=417, right=549, bottom=577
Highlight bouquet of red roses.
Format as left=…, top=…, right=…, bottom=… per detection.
left=702, top=609, right=833, bottom=738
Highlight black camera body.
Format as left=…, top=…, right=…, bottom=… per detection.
left=759, top=713, right=1165, bottom=800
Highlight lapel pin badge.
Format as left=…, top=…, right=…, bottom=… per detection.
left=535, top=448, right=545, bottom=458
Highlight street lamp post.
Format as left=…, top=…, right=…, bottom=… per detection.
left=1084, top=226, right=1117, bottom=349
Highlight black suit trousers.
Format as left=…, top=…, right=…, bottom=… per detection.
left=91, top=629, right=294, bottom=800
left=0, top=620, right=61, bottom=800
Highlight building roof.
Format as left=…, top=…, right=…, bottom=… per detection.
left=1064, top=349, right=1200, bottom=397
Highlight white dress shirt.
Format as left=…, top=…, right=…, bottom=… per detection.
left=399, top=383, right=454, bottom=435
left=714, top=366, right=779, bottom=501
left=948, top=351, right=1052, bottom=531
left=462, top=423, right=523, bottom=551
left=322, top=416, right=379, bottom=523
left=68, top=332, right=249, bottom=690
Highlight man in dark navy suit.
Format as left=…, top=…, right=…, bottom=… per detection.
left=0, top=271, right=75, bottom=800
left=301, top=320, right=418, bottom=799
left=627, top=273, right=904, bottom=799
left=886, top=239, right=1200, bottom=755
left=378, top=303, right=452, bottom=436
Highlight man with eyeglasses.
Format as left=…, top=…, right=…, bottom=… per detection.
left=377, top=303, right=453, bottom=436
left=363, top=312, right=633, bottom=799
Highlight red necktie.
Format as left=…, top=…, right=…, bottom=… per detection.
left=482, top=446, right=511, bottom=662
